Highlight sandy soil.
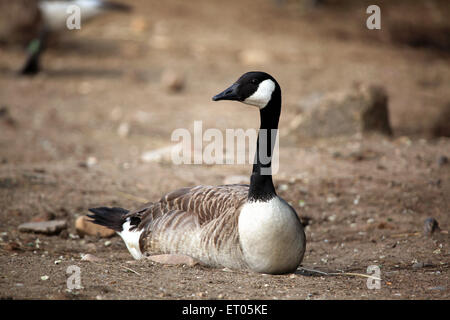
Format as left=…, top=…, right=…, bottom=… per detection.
left=0, top=0, right=448, bottom=300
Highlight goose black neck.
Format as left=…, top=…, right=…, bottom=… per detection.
left=248, top=88, right=281, bottom=202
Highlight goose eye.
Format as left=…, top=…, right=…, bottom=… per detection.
left=251, top=78, right=258, bottom=84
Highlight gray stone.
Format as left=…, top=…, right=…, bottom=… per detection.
left=428, top=286, right=446, bottom=291
left=287, top=84, right=392, bottom=140
left=18, top=220, right=67, bottom=235
left=423, top=217, right=440, bottom=236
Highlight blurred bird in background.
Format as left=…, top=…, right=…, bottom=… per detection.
left=0, top=0, right=131, bottom=76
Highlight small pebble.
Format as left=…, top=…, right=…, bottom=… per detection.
left=326, top=196, right=337, bottom=204
left=141, top=145, right=177, bottom=163
left=423, top=217, right=440, bottom=236
left=428, top=286, right=445, bottom=291
left=117, top=122, right=130, bottom=138
left=437, top=155, right=448, bottom=167
left=161, top=69, right=185, bottom=93
left=86, top=156, right=97, bottom=167
left=81, top=254, right=103, bottom=262
left=4, top=241, right=21, bottom=252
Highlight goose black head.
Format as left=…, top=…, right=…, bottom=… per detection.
left=212, top=71, right=280, bottom=109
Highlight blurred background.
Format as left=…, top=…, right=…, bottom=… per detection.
left=1, top=0, right=450, bottom=156
left=0, top=0, right=449, bottom=299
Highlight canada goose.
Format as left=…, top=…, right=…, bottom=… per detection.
left=88, top=72, right=306, bottom=274
left=19, top=0, right=131, bottom=75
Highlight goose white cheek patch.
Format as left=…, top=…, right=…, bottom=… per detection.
left=244, top=79, right=276, bottom=109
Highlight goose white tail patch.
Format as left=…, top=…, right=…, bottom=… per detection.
left=244, top=79, right=276, bottom=109
left=117, top=218, right=144, bottom=260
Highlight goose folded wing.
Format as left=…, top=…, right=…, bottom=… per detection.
left=125, top=184, right=249, bottom=232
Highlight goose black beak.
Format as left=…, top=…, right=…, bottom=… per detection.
left=212, top=83, right=240, bottom=101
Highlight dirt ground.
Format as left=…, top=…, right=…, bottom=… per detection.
left=0, top=0, right=449, bottom=300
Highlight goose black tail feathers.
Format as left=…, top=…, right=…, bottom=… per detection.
left=87, top=207, right=129, bottom=232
